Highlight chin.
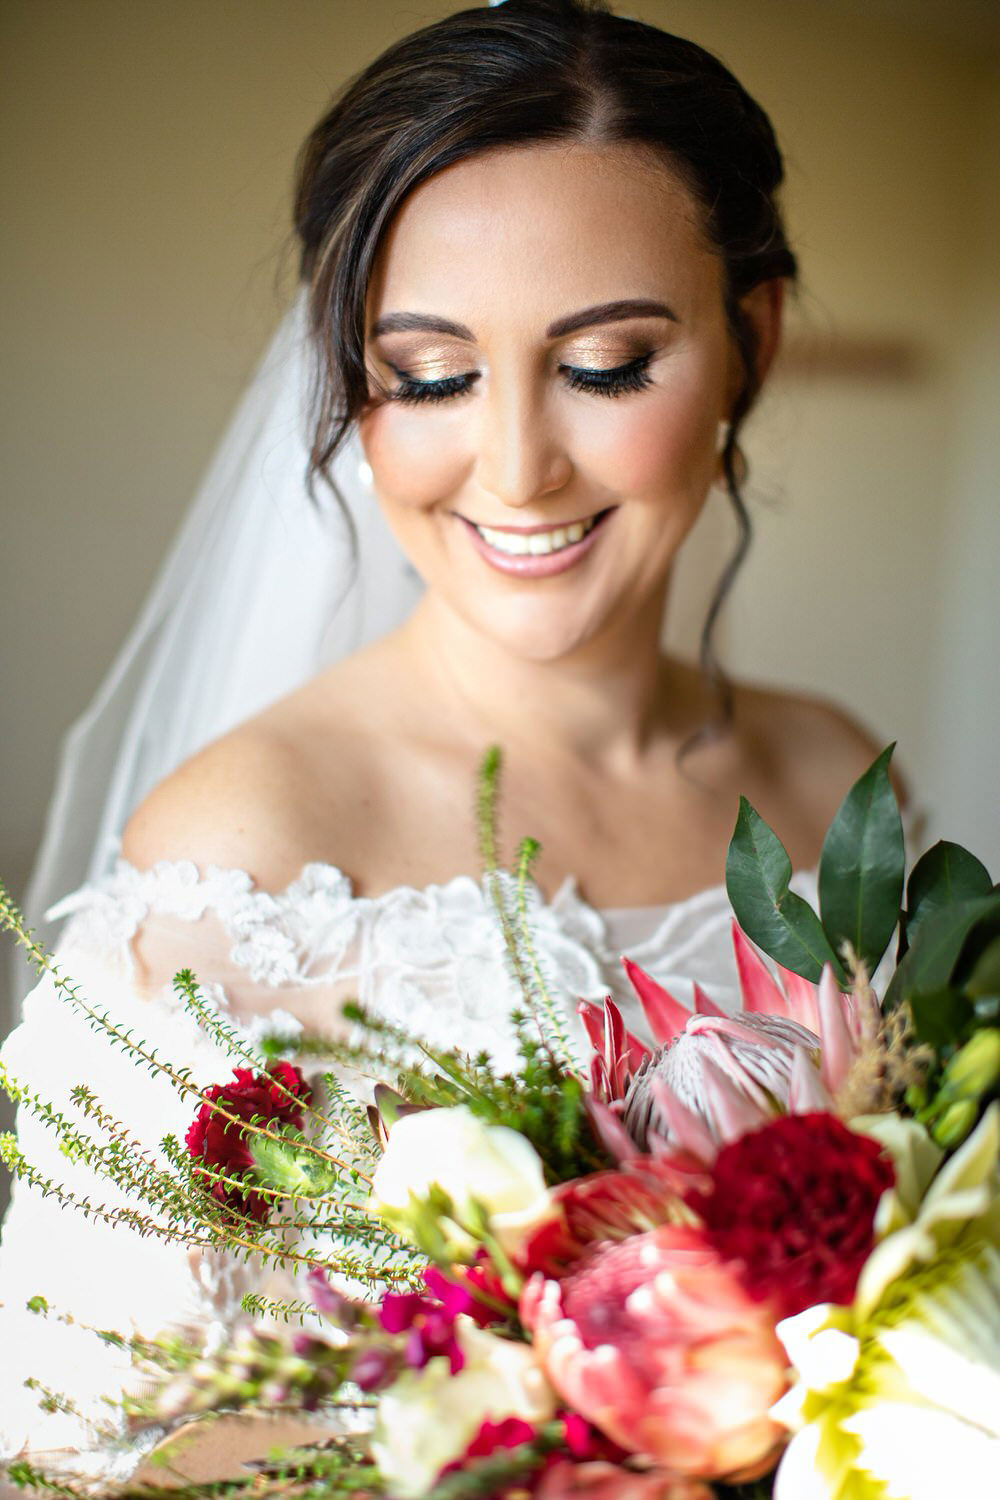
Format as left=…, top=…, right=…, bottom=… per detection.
left=464, top=598, right=613, bottom=665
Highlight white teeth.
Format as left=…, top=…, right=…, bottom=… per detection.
left=475, top=515, right=598, bottom=556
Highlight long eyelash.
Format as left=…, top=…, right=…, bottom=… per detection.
left=561, top=352, right=655, bottom=398
left=389, top=371, right=479, bottom=405
left=387, top=351, right=655, bottom=406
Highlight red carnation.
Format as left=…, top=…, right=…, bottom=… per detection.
left=185, top=1062, right=312, bottom=1223
left=689, top=1111, right=895, bottom=1319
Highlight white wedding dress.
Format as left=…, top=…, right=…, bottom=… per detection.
left=0, top=828, right=911, bottom=1489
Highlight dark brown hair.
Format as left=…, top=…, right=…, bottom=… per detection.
left=293, top=0, right=798, bottom=747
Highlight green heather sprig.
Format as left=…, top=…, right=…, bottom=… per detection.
left=476, top=747, right=577, bottom=1070
left=345, top=999, right=604, bottom=1184
left=0, top=886, right=365, bottom=1188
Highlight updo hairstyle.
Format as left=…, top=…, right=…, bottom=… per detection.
left=292, top=0, right=798, bottom=739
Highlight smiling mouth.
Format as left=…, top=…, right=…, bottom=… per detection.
left=465, top=508, right=612, bottom=557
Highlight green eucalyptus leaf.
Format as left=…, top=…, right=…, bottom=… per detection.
left=818, top=743, right=905, bottom=976
left=900, top=841, right=993, bottom=959
left=884, top=893, right=1000, bottom=1011
left=726, top=795, right=844, bottom=984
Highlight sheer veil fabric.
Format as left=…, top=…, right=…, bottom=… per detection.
left=15, top=288, right=422, bottom=998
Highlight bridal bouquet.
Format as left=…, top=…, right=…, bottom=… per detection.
left=1, top=746, right=998, bottom=1499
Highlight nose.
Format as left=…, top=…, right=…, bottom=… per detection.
left=473, top=379, right=572, bottom=508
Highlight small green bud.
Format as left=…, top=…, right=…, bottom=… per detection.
left=930, top=1097, right=980, bottom=1149
left=939, top=1029, right=1000, bottom=1102
left=904, top=1080, right=930, bottom=1113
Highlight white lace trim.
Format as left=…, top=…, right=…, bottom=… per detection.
left=40, top=789, right=924, bottom=1066
left=38, top=852, right=821, bottom=1072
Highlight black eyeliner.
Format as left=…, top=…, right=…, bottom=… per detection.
left=388, top=351, right=655, bottom=405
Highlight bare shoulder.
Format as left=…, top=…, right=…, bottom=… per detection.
left=732, top=679, right=911, bottom=817
left=121, top=727, right=299, bottom=888
left=120, top=701, right=375, bottom=891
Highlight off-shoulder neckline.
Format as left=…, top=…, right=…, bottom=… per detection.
left=50, top=789, right=923, bottom=961
left=73, top=850, right=741, bottom=920
left=47, top=850, right=805, bottom=968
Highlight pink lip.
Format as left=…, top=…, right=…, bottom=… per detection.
left=459, top=509, right=613, bottom=578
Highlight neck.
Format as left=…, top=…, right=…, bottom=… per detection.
left=396, top=585, right=678, bottom=772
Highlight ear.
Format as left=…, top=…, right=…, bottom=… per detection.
left=741, top=277, right=786, bottom=391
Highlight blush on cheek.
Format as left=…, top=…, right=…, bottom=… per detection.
left=578, top=394, right=716, bottom=505
left=359, top=408, right=469, bottom=510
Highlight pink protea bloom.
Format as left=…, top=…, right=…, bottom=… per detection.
left=580, top=923, right=880, bottom=1163
left=520, top=1223, right=789, bottom=1483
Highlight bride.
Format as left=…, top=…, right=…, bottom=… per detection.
left=1, top=0, right=912, bottom=1487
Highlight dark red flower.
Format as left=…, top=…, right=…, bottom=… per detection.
left=465, top=1417, right=537, bottom=1459
left=688, top=1111, right=895, bottom=1318
left=184, top=1062, right=311, bottom=1223
left=438, top=1417, right=540, bottom=1483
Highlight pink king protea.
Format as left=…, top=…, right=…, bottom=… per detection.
left=579, top=920, right=879, bottom=1166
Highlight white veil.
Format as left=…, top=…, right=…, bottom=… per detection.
left=17, top=287, right=422, bottom=990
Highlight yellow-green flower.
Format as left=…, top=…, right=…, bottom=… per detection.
left=771, top=1104, right=1000, bottom=1500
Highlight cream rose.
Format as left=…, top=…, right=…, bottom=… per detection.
left=370, top=1317, right=556, bottom=1497
left=370, top=1103, right=555, bottom=1254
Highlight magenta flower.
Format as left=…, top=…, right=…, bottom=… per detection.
left=376, top=1265, right=500, bottom=1375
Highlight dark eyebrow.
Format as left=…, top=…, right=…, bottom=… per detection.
left=545, top=299, right=679, bottom=338
left=369, top=312, right=475, bottom=340
left=368, top=299, right=678, bottom=344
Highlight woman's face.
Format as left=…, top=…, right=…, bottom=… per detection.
left=358, top=140, right=755, bottom=663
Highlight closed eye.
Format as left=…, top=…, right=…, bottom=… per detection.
left=561, top=352, right=655, bottom=397
left=387, top=367, right=481, bottom=404
left=386, top=351, right=655, bottom=405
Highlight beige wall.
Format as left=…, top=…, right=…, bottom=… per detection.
left=2, top=0, right=998, bottom=1093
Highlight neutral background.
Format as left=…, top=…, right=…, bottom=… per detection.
left=2, top=0, right=999, bottom=1204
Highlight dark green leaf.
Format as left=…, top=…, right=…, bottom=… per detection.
left=973, top=994, right=1000, bottom=1025
left=726, top=796, right=844, bottom=983
left=966, top=933, right=1000, bottom=1000
left=907, top=987, right=973, bottom=1051
left=952, top=899, right=1000, bottom=990
left=818, top=743, right=905, bottom=975
left=884, top=893, right=1000, bottom=1010
left=900, top=841, right=993, bottom=959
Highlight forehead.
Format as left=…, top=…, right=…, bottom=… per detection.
left=365, top=140, right=722, bottom=331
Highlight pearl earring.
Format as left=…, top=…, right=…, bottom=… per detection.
left=358, top=458, right=374, bottom=489
left=715, top=420, right=731, bottom=455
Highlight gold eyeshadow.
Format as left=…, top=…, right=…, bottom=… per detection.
left=560, top=328, right=667, bottom=363
left=371, top=340, right=466, bottom=381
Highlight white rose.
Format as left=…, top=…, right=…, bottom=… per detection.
left=371, top=1317, right=556, bottom=1497
left=370, top=1104, right=555, bottom=1254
